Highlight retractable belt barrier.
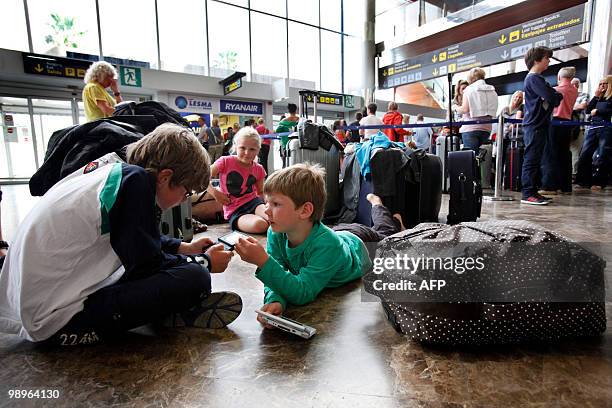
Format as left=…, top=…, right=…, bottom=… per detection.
left=258, top=116, right=611, bottom=202
left=259, top=117, right=612, bottom=140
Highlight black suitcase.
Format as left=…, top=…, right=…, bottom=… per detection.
left=447, top=150, right=482, bottom=224
left=362, top=148, right=410, bottom=227
left=504, top=138, right=524, bottom=192
left=404, top=149, right=442, bottom=227
left=365, top=221, right=607, bottom=346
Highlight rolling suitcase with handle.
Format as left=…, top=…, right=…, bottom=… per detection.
left=286, top=91, right=342, bottom=216
left=287, top=138, right=341, bottom=216
left=447, top=150, right=482, bottom=224
left=504, top=126, right=524, bottom=192
left=436, top=134, right=460, bottom=192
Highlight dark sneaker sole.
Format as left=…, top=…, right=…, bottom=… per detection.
left=169, top=291, right=243, bottom=329
left=521, top=199, right=549, bottom=205
left=194, top=291, right=243, bottom=328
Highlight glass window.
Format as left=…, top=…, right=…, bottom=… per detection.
left=375, top=9, right=401, bottom=44
left=98, top=0, right=158, bottom=68
left=343, top=0, right=365, bottom=37
left=0, top=97, right=37, bottom=178
left=0, top=0, right=29, bottom=52
left=251, top=12, right=287, bottom=83
left=343, top=35, right=363, bottom=95
left=424, top=3, right=443, bottom=24
left=250, top=0, right=286, bottom=17
left=27, top=0, right=100, bottom=57
left=287, top=0, right=318, bottom=26
left=288, top=22, right=320, bottom=89
left=320, top=31, right=342, bottom=93
left=31, top=99, right=75, bottom=166
left=158, top=0, right=207, bottom=75
left=207, top=1, right=250, bottom=79
left=320, top=0, right=341, bottom=32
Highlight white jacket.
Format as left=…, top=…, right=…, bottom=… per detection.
left=0, top=153, right=125, bottom=341
left=464, top=79, right=498, bottom=117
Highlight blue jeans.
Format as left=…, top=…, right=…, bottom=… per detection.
left=521, top=125, right=548, bottom=199
left=462, top=130, right=490, bottom=154
left=575, top=125, right=612, bottom=188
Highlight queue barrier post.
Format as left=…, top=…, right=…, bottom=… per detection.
left=484, top=114, right=514, bottom=202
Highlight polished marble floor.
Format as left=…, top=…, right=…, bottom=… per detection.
left=0, top=185, right=611, bottom=407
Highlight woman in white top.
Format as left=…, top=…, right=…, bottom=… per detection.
left=456, top=68, right=499, bottom=153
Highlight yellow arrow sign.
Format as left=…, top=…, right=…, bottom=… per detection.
left=432, top=54, right=437, bottom=63
left=383, top=69, right=387, bottom=77
left=34, top=64, right=44, bottom=73
left=498, top=34, right=507, bottom=45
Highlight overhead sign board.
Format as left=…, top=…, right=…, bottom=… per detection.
left=220, top=71, right=246, bottom=95
left=305, top=92, right=344, bottom=106
left=379, top=4, right=587, bottom=88
left=223, top=77, right=242, bottom=95
left=22, top=53, right=91, bottom=79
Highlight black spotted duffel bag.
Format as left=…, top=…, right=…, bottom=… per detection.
left=363, top=221, right=607, bottom=346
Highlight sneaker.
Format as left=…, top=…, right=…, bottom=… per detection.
left=573, top=185, right=591, bottom=193
left=165, top=291, right=243, bottom=329
left=538, top=190, right=558, bottom=196
left=521, top=196, right=550, bottom=205
left=591, top=185, right=603, bottom=192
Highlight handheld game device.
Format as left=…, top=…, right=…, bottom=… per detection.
left=217, top=231, right=249, bottom=250
left=255, top=310, right=317, bottom=339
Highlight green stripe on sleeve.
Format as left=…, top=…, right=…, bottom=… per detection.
left=99, top=163, right=123, bottom=235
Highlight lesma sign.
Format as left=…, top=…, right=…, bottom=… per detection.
left=171, top=94, right=219, bottom=113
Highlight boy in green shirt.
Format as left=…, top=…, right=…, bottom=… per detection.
left=234, top=163, right=373, bottom=326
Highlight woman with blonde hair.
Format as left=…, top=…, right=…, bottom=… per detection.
left=575, top=75, right=612, bottom=191
left=82, top=61, right=122, bottom=122
left=456, top=68, right=498, bottom=153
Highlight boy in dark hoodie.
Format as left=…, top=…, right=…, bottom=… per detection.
left=521, top=46, right=563, bottom=205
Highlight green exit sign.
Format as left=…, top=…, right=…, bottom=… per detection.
left=120, top=66, right=142, bottom=87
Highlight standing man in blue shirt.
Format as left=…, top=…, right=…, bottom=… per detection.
left=520, top=47, right=563, bottom=205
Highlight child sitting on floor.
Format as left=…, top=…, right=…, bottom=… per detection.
left=209, top=127, right=269, bottom=234
left=0, top=124, right=242, bottom=346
